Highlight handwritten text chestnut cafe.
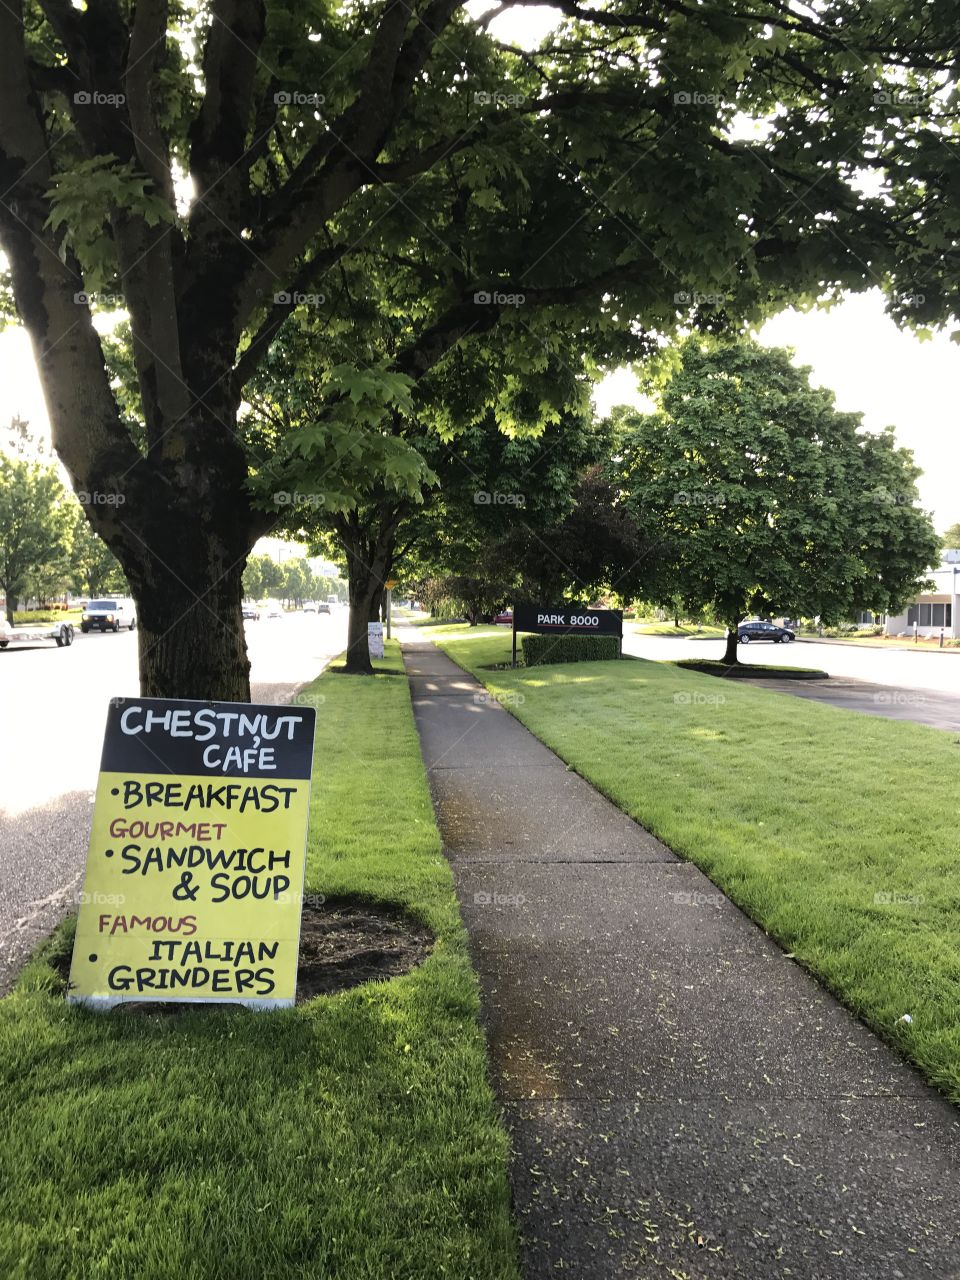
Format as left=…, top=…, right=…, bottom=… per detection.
left=68, top=697, right=316, bottom=1010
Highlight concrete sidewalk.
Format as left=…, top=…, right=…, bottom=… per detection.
left=401, top=626, right=960, bottom=1280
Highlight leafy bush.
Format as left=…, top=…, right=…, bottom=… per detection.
left=522, top=633, right=621, bottom=666
left=13, top=608, right=82, bottom=624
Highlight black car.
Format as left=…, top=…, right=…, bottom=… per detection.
left=738, top=620, right=795, bottom=644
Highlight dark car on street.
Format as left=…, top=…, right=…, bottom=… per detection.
left=738, top=620, right=795, bottom=644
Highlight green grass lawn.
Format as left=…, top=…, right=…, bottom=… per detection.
left=0, top=641, right=520, bottom=1280
left=429, top=624, right=960, bottom=1104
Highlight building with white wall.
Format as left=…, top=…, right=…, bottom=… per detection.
left=883, top=550, right=960, bottom=638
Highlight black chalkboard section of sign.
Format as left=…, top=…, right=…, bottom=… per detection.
left=512, top=604, right=623, bottom=637
left=98, top=697, right=316, bottom=778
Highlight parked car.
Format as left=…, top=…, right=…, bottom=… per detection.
left=737, top=620, right=795, bottom=644
left=81, top=598, right=137, bottom=633
left=494, top=610, right=513, bottom=625
left=241, top=603, right=260, bottom=621
left=317, top=602, right=331, bottom=614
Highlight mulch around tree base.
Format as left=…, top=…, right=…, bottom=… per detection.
left=676, top=659, right=828, bottom=679
left=293, top=897, right=434, bottom=1001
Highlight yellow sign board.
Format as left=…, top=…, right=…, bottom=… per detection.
left=385, top=578, right=398, bottom=589
left=68, top=697, right=316, bottom=1010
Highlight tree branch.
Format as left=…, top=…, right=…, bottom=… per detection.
left=188, top=0, right=267, bottom=206
left=0, top=0, right=142, bottom=508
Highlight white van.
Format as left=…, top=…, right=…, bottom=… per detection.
left=81, top=597, right=137, bottom=633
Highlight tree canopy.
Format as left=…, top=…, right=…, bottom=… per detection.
left=612, top=337, right=941, bottom=658
left=0, top=0, right=956, bottom=695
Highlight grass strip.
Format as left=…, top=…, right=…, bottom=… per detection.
left=0, top=639, right=520, bottom=1280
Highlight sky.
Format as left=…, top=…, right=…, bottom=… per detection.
left=1, top=3, right=956, bottom=532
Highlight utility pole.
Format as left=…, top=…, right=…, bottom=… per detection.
left=385, top=578, right=398, bottom=639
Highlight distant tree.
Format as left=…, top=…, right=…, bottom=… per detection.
left=614, top=339, right=941, bottom=663
left=0, top=456, right=72, bottom=622
left=280, top=559, right=313, bottom=608
left=242, top=554, right=282, bottom=602
left=68, top=504, right=126, bottom=598
left=505, top=465, right=658, bottom=605
left=942, top=522, right=960, bottom=552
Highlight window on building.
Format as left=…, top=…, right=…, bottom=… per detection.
left=931, top=603, right=952, bottom=627
left=910, top=602, right=954, bottom=628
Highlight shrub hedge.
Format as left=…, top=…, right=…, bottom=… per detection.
left=521, top=633, right=621, bottom=666
left=12, top=609, right=82, bottom=624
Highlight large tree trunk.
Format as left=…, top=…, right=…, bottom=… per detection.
left=341, top=535, right=379, bottom=676
left=131, top=544, right=250, bottom=701
left=722, top=621, right=740, bottom=664
left=345, top=565, right=380, bottom=675
left=338, top=509, right=402, bottom=675
left=369, top=588, right=387, bottom=623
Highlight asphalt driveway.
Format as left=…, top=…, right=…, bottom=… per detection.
left=733, top=673, right=960, bottom=732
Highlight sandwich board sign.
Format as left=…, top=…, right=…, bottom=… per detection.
left=67, top=696, right=316, bottom=1010
left=511, top=604, right=623, bottom=666
left=367, top=621, right=384, bottom=659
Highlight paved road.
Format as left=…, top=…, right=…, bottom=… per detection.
left=403, top=627, right=960, bottom=1280
left=734, top=674, right=960, bottom=731
left=0, top=610, right=347, bottom=991
left=622, top=632, right=960, bottom=731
